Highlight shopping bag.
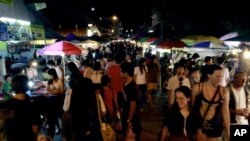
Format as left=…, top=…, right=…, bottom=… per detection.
left=125, top=128, right=135, bottom=141
left=101, top=123, right=116, bottom=141
left=113, top=118, right=122, bottom=132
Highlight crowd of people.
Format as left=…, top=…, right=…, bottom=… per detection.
left=0, top=41, right=249, bottom=141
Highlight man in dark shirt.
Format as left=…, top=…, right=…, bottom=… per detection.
left=200, top=56, right=213, bottom=82
left=120, top=62, right=141, bottom=141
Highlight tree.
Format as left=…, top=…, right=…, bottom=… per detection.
left=151, top=1, right=250, bottom=39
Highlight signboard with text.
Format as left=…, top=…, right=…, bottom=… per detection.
left=31, top=24, right=45, bottom=40
left=0, top=23, right=45, bottom=41
left=7, top=25, right=31, bottom=41
left=0, top=23, right=8, bottom=41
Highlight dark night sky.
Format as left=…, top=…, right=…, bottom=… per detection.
left=26, top=0, right=250, bottom=36
left=34, top=0, right=155, bottom=30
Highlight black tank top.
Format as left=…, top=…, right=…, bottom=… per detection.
left=193, top=83, right=224, bottom=137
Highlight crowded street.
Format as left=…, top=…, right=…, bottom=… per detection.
left=1, top=0, right=250, bottom=141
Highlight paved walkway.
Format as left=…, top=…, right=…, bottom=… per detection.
left=140, top=106, right=165, bottom=141
left=139, top=90, right=167, bottom=141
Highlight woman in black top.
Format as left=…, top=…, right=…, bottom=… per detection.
left=161, top=86, right=195, bottom=141
left=191, top=65, right=230, bottom=141
left=62, top=62, right=100, bottom=141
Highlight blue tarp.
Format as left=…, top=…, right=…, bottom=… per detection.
left=191, top=41, right=229, bottom=49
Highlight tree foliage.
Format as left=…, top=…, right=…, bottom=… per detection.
left=152, top=1, right=250, bottom=39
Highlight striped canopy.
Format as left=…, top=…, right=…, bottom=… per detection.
left=190, top=41, right=229, bottom=49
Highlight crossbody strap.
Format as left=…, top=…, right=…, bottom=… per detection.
left=202, top=86, right=220, bottom=120
left=244, top=87, right=249, bottom=108
left=96, top=93, right=102, bottom=123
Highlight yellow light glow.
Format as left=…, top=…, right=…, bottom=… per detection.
left=87, top=29, right=93, bottom=37
left=88, top=24, right=93, bottom=27
left=231, top=49, right=242, bottom=55
left=243, top=51, right=250, bottom=59
left=157, top=48, right=171, bottom=53
left=31, top=61, right=38, bottom=67
left=112, top=16, right=118, bottom=21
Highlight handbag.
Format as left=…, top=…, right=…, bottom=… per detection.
left=100, top=123, right=116, bottom=141
left=125, top=128, right=135, bottom=141
left=113, top=114, right=122, bottom=132
left=97, top=93, right=116, bottom=141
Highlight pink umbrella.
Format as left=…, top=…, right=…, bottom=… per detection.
left=38, top=41, right=84, bottom=79
left=38, top=41, right=83, bottom=56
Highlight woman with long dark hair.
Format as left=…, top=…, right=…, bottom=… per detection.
left=62, top=62, right=82, bottom=141
left=46, top=68, right=64, bottom=138
left=147, top=55, right=160, bottom=109
left=67, top=62, right=82, bottom=79
left=191, top=64, right=230, bottom=141
left=161, top=86, right=195, bottom=141
left=62, top=62, right=100, bottom=141
left=134, top=58, right=148, bottom=111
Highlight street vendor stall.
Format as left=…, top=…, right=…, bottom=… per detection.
left=38, top=41, right=86, bottom=77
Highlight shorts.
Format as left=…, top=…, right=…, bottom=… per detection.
left=147, top=83, right=157, bottom=90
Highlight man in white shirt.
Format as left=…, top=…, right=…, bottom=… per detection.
left=47, top=60, right=64, bottom=79
left=228, top=71, right=250, bottom=125
left=217, top=57, right=230, bottom=87
left=167, top=63, right=190, bottom=108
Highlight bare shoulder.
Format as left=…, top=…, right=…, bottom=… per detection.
left=192, top=83, right=200, bottom=92
left=58, top=66, right=63, bottom=71
left=220, top=86, right=229, bottom=99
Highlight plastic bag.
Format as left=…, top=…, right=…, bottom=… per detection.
left=125, top=128, right=135, bottom=141
left=101, top=123, right=116, bottom=141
